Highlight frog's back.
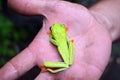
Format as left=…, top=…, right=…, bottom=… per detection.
left=51, top=23, right=69, bottom=64
left=51, top=23, right=67, bottom=41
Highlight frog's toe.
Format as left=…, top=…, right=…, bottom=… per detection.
left=40, top=63, right=46, bottom=68
left=65, top=26, right=69, bottom=32
left=41, top=69, right=48, bottom=73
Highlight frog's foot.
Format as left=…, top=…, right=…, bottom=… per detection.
left=65, top=26, right=69, bottom=32
left=46, top=31, right=51, bottom=36
left=71, top=39, right=74, bottom=43
left=40, top=64, right=48, bottom=73
left=41, top=69, right=48, bottom=73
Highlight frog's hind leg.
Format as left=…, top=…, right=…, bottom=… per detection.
left=47, top=67, right=68, bottom=73
left=43, top=62, right=69, bottom=73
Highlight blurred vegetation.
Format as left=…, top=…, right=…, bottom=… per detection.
left=0, top=1, right=27, bottom=67
left=112, top=43, right=120, bottom=56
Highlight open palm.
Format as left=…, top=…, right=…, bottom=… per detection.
left=0, top=0, right=112, bottom=80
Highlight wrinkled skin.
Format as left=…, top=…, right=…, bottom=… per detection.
left=0, top=0, right=112, bottom=80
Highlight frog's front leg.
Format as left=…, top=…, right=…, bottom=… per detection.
left=50, top=35, right=58, bottom=46
left=41, top=62, right=69, bottom=73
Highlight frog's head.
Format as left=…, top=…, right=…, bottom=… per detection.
left=50, top=23, right=66, bottom=35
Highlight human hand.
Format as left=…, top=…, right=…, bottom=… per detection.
left=0, top=0, right=112, bottom=80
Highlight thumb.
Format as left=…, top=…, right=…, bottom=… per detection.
left=35, top=72, right=54, bottom=80
left=7, top=0, right=60, bottom=16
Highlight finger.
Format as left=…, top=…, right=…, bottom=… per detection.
left=35, top=72, right=54, bottom=80
left=0, top=47, right=36, bottom=80
left=7, top=0, right=59, bottom=16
